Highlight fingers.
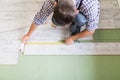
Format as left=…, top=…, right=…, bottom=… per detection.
left=22, top=35, right=30, bottom=43
left=22, top=36, right=26, bottom=43
left=64, top=37, right=74, bottom=45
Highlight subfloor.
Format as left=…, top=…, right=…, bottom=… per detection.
left=0, top=0, right=120, bottom=80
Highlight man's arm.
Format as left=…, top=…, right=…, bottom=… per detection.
left=65, top=29, right=94, bottom=45
left=22, top=0, right=56, bottom=43
left=72, top=29, right=94, bottom=40
left=64, top=0, right=100, bottom=45
left=22, top=23, right=37, bottom=43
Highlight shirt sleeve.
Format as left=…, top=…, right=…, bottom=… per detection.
left=81, top=0, right=100, bottom=31
left=33, top=0, right=55, bottom=26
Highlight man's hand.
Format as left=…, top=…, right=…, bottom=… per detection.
left=64, top=29, right=95, bottom=45
left=64, top=36, right=74, bottom=45
left=22, top=23, right=38, bottom=43
left=22, top=34, right=30, bottom=43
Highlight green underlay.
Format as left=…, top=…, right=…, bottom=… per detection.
left=0, top=55, right=120, bottom=80
left=93, top=29, right=120, bottom=42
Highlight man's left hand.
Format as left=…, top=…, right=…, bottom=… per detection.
left=64, top=36, right=74, bottom=45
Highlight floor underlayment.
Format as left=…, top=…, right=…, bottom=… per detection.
left=93, top=29, right=120, bottom=42
left=0, top=0, right=120, bottom=64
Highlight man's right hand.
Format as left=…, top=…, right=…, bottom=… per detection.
left=22, top=34, right=30, bottom=43
left=21, top=23, right=38, bottom=43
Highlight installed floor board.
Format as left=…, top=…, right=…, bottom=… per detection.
left=118, top=0, right=120, bottom=8
left=0, top=40, right=20, bottom=64
left=0, top=0, right=120, bottom=64
left=24, top=42, right=120, bottom=55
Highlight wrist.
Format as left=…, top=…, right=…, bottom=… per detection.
left=71, top=33, right=81, bottom=40
left=71, top=35, right=77, bottom=41
left=26, top=33, right=31, bottom=37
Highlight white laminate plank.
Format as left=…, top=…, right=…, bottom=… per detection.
left=100, top=0, right=119, bottom=9
left=118, top=0, right=120, bottom=8
left=0, top=11, right=35, bottom=20
left=24, top=43, right=120, bottom=55
left=0, top=2, right=43, bottom=11
left=0, top=40, right=21, bottom=64
left=98, top=19, right=115, bottom=29
left=0, top=0, right=44, bottom=2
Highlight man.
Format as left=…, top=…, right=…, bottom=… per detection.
left=22, top=0, right=100, bottom=45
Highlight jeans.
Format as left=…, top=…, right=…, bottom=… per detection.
left=70, top=12, right=87, bottom=35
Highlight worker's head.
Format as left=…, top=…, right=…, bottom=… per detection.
left=52, top=0, right=76, bottom=26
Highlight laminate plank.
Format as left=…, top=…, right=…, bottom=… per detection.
left=24, top=43, right=120, bottom=55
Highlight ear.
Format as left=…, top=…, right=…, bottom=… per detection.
left=76, top=10, right=79, bottom=14
left=53, top=2, right=57, bottom=7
